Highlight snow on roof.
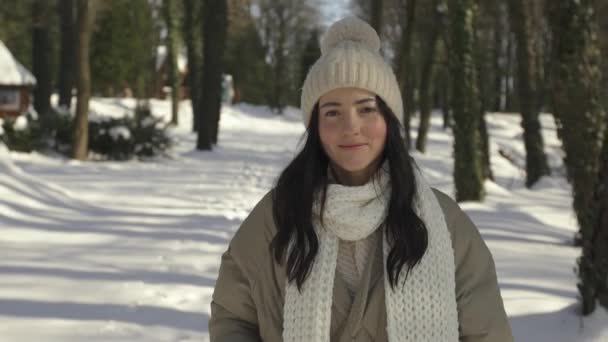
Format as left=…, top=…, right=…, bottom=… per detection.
left=156, top=45, right=187, bottom=74
left=0, top=40, right=36, bottom=86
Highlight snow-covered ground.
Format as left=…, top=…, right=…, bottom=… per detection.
left=0, top=97, right=606, bottom=341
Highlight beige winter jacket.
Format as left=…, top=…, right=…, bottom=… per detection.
left=209, top=189, right=513, bottom=342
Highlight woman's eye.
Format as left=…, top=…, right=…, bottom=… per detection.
left=324, top=110, right=338, bottom=117
left=360, top=106, right=377, bottom=114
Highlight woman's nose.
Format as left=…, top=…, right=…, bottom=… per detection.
left=342, top=109, right=360, bottom=134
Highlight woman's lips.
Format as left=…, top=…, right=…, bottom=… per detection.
left=339, top=143, right=367, bottom=150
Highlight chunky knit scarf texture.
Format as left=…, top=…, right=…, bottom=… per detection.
left=282, top=166, right=459, bottom=341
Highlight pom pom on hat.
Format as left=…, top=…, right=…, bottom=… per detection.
left=320, top=16, right=381, bottom=55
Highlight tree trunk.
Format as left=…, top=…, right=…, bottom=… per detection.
left=547, top=0, right=606, bottom=315
left=269, top=4, right=287, bottom=115
left=448, top=0, right=485, bottom=202
left=478, top=111, right=493, bottom=181
left=32, top=0, right=53, bottom=118
left=504, top=32, right=514, bottom=112
left=58, top=0, right=75, bottom=109
left=370, top=0, right=384, bottom=36
left=415, top=1, right=441, bottom=153
left=184, top=0, right=202, bottom=132
left=492, top=2, right=504, bottom=112
left=436, top=61, right=451, bottom=130
left=72, top=0, right=96, bottom=160
left=198, top=0, right=228, bottom=149
left=601, top=2, right=608, bottom=110
left=594, top=129, right=608, bottom=309
left=300, top=29, right=320, bottom=87
left=473, top=2, right=493, bottom=181
left=163, top=0, right=180, bottom=125
left=396, top=0, right=417, bottom=149
left=598, top=12, right=608, bottom=304
left=508, top=0, right=550, bottom=187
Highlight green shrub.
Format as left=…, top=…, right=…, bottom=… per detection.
left=85, top=107, right=171, bottom=160
left=1, top=106, right=171, bottom=160
left=0, top=110, right=46, bottom=152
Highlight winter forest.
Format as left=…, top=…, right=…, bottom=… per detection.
left=0, top=0, right=607, bottom=341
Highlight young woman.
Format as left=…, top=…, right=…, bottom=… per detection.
left=209, top=17, right=513, bottom=342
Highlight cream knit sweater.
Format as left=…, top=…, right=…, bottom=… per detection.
left=337, top=230, right=378, bottom=300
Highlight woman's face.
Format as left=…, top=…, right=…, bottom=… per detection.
left=318, top=87, right=387, bottom=185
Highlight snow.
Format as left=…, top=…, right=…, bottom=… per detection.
left=141, top=116, right=158, bottom=128
left=0, top=41, right=36, bottom=86
left=12, top=115, right=28, bottom=131
left=109, top=126, right=132, bottom=141
left=1, top=98, right=607, bottom=341
left=155, top=45, right=187, bottom=74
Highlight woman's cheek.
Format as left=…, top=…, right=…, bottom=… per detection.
left=365, top=116, right=387, bottom=138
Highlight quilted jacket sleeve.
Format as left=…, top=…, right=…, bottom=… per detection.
left=434, top=189, right=514, bottom=342
left=209, top=192, right=275, bottom=342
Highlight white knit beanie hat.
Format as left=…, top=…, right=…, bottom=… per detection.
left=300, top=16, right=404, bottom=128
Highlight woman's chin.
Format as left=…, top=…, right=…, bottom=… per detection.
left=335, top=161, right=374, bottom=174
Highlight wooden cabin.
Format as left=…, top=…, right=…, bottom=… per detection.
left=0, top=41, right=36, bottom=118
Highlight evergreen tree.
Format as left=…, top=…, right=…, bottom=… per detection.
left=299, top=29, right=320, bottom=87
left=255, top=0, right=318, bottom=113
left=225, top=21, right=269, bottom=105
left=224, top=0, right=269, bottom=105
left=448, top=0, right=485, bottom=201
left=90, top=0, right=155, bottom=97
left=0, top=0, right=33, bottom=70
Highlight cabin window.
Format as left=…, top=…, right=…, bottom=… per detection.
left=0, top=89, right=20, bottom=111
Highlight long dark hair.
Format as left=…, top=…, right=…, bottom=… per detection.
left=270, top=96, right=428, bottom=290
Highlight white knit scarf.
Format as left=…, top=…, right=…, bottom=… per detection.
left=282, top=165, right=459, bottom=341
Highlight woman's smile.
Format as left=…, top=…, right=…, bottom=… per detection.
left=339, top=143, right=368, bottom=150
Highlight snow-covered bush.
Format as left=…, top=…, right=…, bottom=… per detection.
left=87, top=106, right=171, bottom=160
left=130, top=106, right=171, bottom=158
left=89, top=118, right=135, bottom=160
left=3, top=106, right=171, bottom=160
left=0, top=110, right=45, bottom=152
left=49, top=108, right=75, bottom=154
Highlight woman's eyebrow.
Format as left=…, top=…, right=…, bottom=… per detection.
left=320, top=101, right=340, bottom=109
left=320, top=97, right=376, bottom=109
left=354, top=98, right=376, bottom=105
